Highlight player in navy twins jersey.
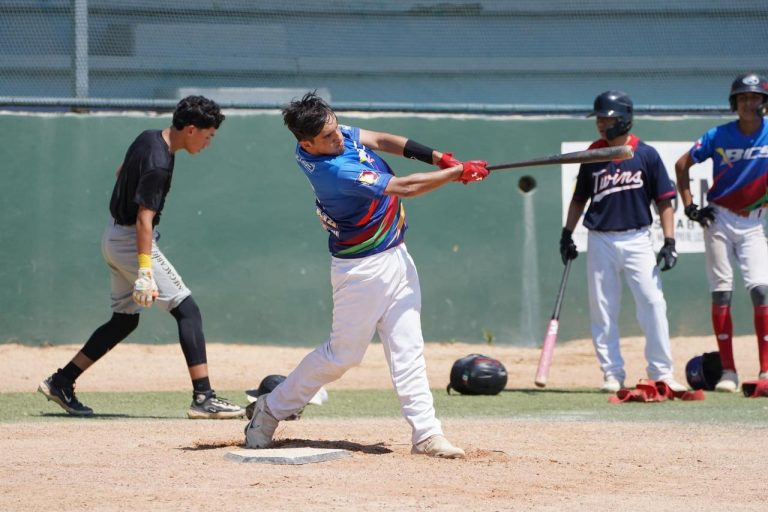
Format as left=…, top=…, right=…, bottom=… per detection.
left=675, top=73, right=768, bottom=392
left=560, top=91, right=686, bottom=393
left=244, top=92, right=489, bottom=458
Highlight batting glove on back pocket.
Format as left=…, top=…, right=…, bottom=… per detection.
left=132, top=268, right=159, bottom=307
left=656, top=237, right=678, bottom=271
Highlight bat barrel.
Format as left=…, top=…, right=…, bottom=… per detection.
left=488, top=145, right=633, bottom=172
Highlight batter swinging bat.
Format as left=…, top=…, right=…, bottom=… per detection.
left=534, top=258, right=573, bottom=388
left=488, top=145, right=633, bottom=172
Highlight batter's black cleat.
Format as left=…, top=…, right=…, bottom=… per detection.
left=38, top=375, right=94, bottom=417
left=187, top=390, right=244, bottom=419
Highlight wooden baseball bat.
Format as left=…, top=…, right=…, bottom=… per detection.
left=488, top=145, right=633, bottom=172
left=534, top=258, right=573, bottom=388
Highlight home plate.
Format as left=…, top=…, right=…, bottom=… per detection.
left=225, top=447, right=352, bottom=465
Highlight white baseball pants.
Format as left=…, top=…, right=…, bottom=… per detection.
left=704, top=205, right=768, bottom=292
left=266, top=244, right=443, bottom=445
left=586, top=228, right=676, bottom=383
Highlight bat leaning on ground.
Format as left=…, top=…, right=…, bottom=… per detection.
left=535, top=257, right=573, bottom=388
left=488, top=145, right=633, bottom=172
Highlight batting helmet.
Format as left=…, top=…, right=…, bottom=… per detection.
left=447, top=354, right=508, bottom=395
left=685, top=351, right=723, bottom=391
left=589, top=91, right=633, bottom=140
left=245, top=374, right=299, bottom=420
left=728, top=72, right=768, bottom=112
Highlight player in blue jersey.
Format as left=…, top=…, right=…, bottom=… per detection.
left=675, top=73, right=768, bottom=392
left=560, top=91, right=686, bottom=393
left=244, top=92, right=489, bottom=458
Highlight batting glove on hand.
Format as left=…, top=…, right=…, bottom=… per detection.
left=559, top=228, right=578, bottom=265
left=132, top=268, right=158, bottom=307
left=656, top=237, right=678, bottom=271
left=458, top=160, right=489, bottom=184
left=684, top=203, right=716, bottom=228
left=436, top=152, right=462, bottom=170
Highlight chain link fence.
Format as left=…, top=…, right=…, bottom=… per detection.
left=2, top=0, right=767, bottom=113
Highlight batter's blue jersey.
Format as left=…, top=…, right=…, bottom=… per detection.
left=573, top=135, right=677, bottom=231
left=294, top=125, right=407, bottom=258
left=688, top=118, right=768, bottom=212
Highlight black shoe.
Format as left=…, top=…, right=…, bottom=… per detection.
left=38, top=375, right=93, bottom=416
left=187, top=390, right=244, bottom=419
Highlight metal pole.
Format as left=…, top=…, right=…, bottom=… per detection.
left=73, top=0, right=89, bottom=99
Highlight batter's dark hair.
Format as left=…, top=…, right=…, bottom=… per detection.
left=282, top=91, right=335, bottom=141
left=172, top=95, right=225, bottom=130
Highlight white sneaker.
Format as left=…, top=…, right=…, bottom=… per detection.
left=599, top=376, right=624, bottom=393
left=411, top=435, right=465, bottom=459
left=244, top=394, right=279, bottom=448
left=758, top=372, right=768, bottom=380
left=714, top=370, right=739, bottom=392
left=659, top=378, right=688, bottom=393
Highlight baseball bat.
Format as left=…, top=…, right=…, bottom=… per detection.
left=488, top=145, right=633, bottom=172
left=534, top=257, right=573, bottom=388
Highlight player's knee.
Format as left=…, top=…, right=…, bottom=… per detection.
left=712, top=291, right=732, bottom=305
left=328, top=348, right=366, bottom=373
left=170, top=296, right=201, bottom=321
left=103, top=312, right=140, bottom=340
left=750, top=285, right=768, bottom=306
left=81, top=313, right=139, bottom=360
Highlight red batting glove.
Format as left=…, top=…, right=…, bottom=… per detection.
left=436, top=152, right=462, bottom=169
left=458, top=160, right=489, bottom=184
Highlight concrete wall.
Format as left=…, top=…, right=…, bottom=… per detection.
left=1, top=112, right=761, bottom=346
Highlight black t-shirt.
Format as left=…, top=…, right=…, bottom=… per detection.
left=109, top=130, right=175, bottom=226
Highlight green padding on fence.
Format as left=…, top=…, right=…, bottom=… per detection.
left=0, top=113, right=758, bottom=346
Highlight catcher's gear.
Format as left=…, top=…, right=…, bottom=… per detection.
left=685, top=351, right=723, bottom=391
left=132, top=268, right=158, bottom=307
left=588, top=90, right=633, bottom=139
left=656, top=237, right=678, bottom=272
left=559, top=227, right=578, bottom=265
left=728, top=72, right=768, bottom=112
left=447, top=354, right=507, bottom=395
left=742, top=379, right=768, bottom=398
left=684, top=203, right=716, bottom=228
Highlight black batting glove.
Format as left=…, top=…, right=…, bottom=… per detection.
left=656, top=237, right=678, bottom=272
left=684, top=203, right=716, bottom=228
left=559, top=227, right=578, bottom=265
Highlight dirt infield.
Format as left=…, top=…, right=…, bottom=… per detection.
left=1, top=336, right=765, bottom=511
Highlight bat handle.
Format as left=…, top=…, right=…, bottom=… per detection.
left=534, top=319, right=559, bottom=387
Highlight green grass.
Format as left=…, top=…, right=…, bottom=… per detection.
left=2, top=388, right=767, bottom=424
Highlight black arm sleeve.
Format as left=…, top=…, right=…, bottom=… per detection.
left=403, top=139, right=435, bottom=164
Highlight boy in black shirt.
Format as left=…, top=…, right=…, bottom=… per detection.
left=39, top=96, right=243, bottom=419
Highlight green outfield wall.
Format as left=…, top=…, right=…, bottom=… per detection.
left=1, top=112, right=761, bottom=347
